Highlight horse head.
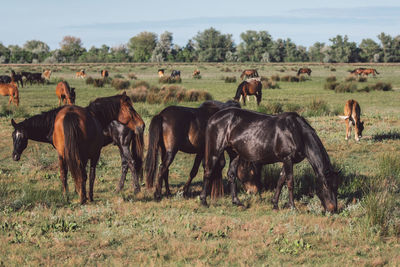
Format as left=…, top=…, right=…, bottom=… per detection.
left=118, top=92, right=145, bottom=135
left=11, top=119, right=28, bottom=161
left=315, top=171, right=339, bottom=213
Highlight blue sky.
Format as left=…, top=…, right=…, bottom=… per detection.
left=2, top=0, right=399, bottom=49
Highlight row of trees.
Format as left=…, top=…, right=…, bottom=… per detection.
left=0, top=28, right=399, bottom=63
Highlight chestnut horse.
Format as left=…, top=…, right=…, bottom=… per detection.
left=76, top=70, right=86, bottom=79
left=192, top=69, right=200, bottom=77
left=349, top=68, right=365, bottom=76
left=100, top=70, right=109, bottom=78
left=56, top=81, right=76, bottom=106
left=360, top=68, right=379, bottom=76
left=240, top=69, right=259, bottom=80
left=158, top=69, right=165, bottom=77
left=145, top=100, right=242, bottom=200
left=42, top=69, right=52, bottom=80
left=339, top=99, right=364, bottom=141
left=297, top=68, right=312, bottom=76
left=0, top=78, right=19, bottom=106
left=200, top=108, right=339, bottom=213
left=233, top=79, right=262, bottom=106
left=53, top=93, right=145, bottom=204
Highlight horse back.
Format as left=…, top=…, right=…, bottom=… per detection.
left=344, top=99, right=361, bottom=121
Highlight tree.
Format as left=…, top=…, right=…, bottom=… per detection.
left=308, top=42, right=326, bottom=62
left=193, top=28, right=235, bottom=62
left=174, top=40, right=196, bottom=62
left=59, top=36, right=86, bottom=62
left=359, top=38, right=381, bottom=62
left=0, top=42, right=10, bottom=63
left=328, top=35, right=359, bottom=63
left=377, top=32, right=400, bottom=62
left=237, top=31, right=273, bottom=62
left=284, top=39, right=309, bottom=62
left=23, top=40, right=50, bottom=62
left=151, top=31, right=173, bottom=62
left=269, top=39, right=286, bottom=62
left=128, top=32, right=157, bottom=62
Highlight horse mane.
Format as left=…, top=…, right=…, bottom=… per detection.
left=63, top=81, right=72, bottom=100
left=234, top=81, right=247, bottom=100
left=87, top=94, right=123, bottom=128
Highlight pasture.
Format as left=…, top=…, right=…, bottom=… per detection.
left=0, top=63, right=399, bottom=266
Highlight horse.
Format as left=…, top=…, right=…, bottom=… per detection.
left=158, top=69, right=165, bottom=77
left=339, top=100, right=364, bottom=142
left=26, top=73, right=45, bottom=85
left=11, top=70, right=24, bottom=88
left=0, top=75, right=11, bottom=84
left=349, top=68, right=365, bottom=76
left=200, top=108, right=339, bottom=213
left=171, top=70, right=181, bottom=78
left=297, top=68, right=312, bottom=76
left=42, top=69, right=52, bottom=80
left=360, top=68, right=379, bottom=76
left=0, top=77, right=19, bottom=106
left=11, top=107, right=144, bottom=194
left=76, top=70, right=86, bottom=79
left=56, top=81, right=76, bottom=106
left=233, top=79, right=262, bottom=106
left=52, top=93, right=145, bottom=204
left=240, top=69, right=259, bottom=80
left=100, top=70, right=109, bottom=78
left=193, top=69, right=200, bottom=77
left=145, top=100, right=242, bottom=200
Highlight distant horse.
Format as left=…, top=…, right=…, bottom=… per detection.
left=360, top=68, right=379, bottom=76
left=158, top=69, right=165, bottom=77
left=200, top=108, right=339, bottom=213
left=0, top=77, right=19, bottom=106
left=26, top=73, right=45, bottom=85
left=56, top=81, right=76, bottom=106
left=297, top=68, right=312, bottom=76
left=52, top=93, right=145, bottom=204
left=171, top=70, right=181, bottom=78
left=42, top=69, right=52, bottom=80
left=11, top=70, right=24, bottom=88
left=192, top=69, right=200, bottom=77
left=11, top=107, right=144, bottom=194
left=76, top=70, right=86, bottom=79
left=240, top=69, right=259, bottom=80
left=145, top=100, right=242, bottom=200
left=0, top=75, right=11, bottom=84
left=100, top=70, right=109, bottom=78
left=339, top=99, right=364, bottom=141
left=233, top=79, right=262, bottom=106
left=349, top=68, right=365, bottom=76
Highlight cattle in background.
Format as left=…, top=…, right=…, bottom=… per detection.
left=42, top=69, right=52, bottom=80
left=297, top=67, right=312, bottom=76
left=240, top=69, right=259, bottom=80
left=171, top=70, right=181, bottom=78
left=100, top=69, right=109, bottom=78
left=76, top=70, right=86, bottom=79
left=158, top=69, right=165, bottom=77
left=339, top=99, right=364, bottom=141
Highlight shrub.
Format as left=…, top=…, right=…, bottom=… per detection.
left=270, top=74, right=280, bottom=81
left=113, top=74, right=124, bottom=79
left=129, top=86, right=147, bottom=102
left=324, top=82, right=339, bottom=90
left=303, top=99, right=330, bottom=117
left=111, top=79, right=130, bottom=90
left=357, top=76, right=368, bottom=82
left=335, top=82, right=357, bottom=93
left=220, top=67, right=232, bottom=72
left=257, top=102, right=283, bottom=114
left=326, top=76, right=337, bottom=83
left=131, top=80, right=150, bottom=89
left=330, top=67, right=336, bottom=71
left=159, top=76, right=182, bottom=84
left=85, top=76, right=94, bottom=85
left=285, top=103, right=302, bottom=113
left=262, top=80, right=280, bottom=89
left=345, top=76, right=357, bottom=82
left=371, top=82, right=392, bottom=91
left=128, top=73, right=137, bottom=80
left=224, top=76, right=236, bottom=83
left=93, top=78, right=105, bottom=87
left=193, top=74, right=202, bottom=79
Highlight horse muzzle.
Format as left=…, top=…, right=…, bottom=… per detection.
left=12, top=152, right=21, bottom=161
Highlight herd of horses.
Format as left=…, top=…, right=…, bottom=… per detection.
left=6, top=66, right=373, bottom=213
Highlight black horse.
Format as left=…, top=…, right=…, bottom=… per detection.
left=11, top=108, right=144, bottom=193
left=26, top=72, right=44, bottom=85
left=11, top=70, right=23, bottom=88
left=145, top=100, right=241, bottom=200
left=171, top=70, right=181, bottom=78
left=200, top=108, right=339, bottom=213
left=0, top=75, right=11, bottom=84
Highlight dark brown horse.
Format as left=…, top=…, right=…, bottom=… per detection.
left=145, top=100, right=241, bottom=200
left=53, top=93, right=145, bottom=204
left=240, top=69, right=259, bottom=80
left=200, top=108, right=339, bottom=213
left=233, top=79, right=262, bottom=106
left=297, top=68, right=312, bottom=76
left=56, top=81, right=75, bottom=106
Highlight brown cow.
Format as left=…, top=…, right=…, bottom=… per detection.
left=56, top=81, right=75, bottom=106
left=100, top=69, right=109, bottom=78
left=76, top=70, right=86, bottom=79
left=42, top=69, right=52, bottom=80
left=339, top=99, right=364, bottom=141
left=0, top=78, right=19, bottom=106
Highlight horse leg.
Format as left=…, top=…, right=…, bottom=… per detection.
left=183, top=153, right=202, bottom=198
left=75, top=162, right=88, bottom=205
left=242, top=93, right=246, bottom=106
left=272, top=166, right=286, bottom=210
left=227, top=155, right=243, bottom=206
left=118, top=144, right=140, bottom=194
left=200, top=153, right=222, bottom=206
left=154, top=149, right=176, bottom=200
left=345, top=118, right=350, bottom=140
left=58, top=156, right=69, bottom=202
left=116, top=155, right=128, bottom=192
left=88, top=154, right=100, bottom=202
left=283, top=161, right=295, bottom=209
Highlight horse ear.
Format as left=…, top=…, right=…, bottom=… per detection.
left=11, top=119, right=17, bottom=128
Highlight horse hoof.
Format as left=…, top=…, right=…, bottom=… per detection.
left=200, top=198, right=208, bottom=207
left=154, top=192, right=162, bottom=202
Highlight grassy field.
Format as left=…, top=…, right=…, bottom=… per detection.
left=0, top=63, right=399, bottom=266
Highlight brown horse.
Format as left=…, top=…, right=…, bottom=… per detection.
left=56, top=81, right=76, bottom=106
left=297, top=68, right=312, bottom=76
left=0, top=78, right=19, bottom=106
left=339, top=99, right=364, bottom=141
left=43, top=69, right=52, bottom=80
left=349, top=68, right=365, bottom=76
left=158, top=69, right=165, bottom=77
left=233, top=78, right=262, bottom=105
left=240, top=69, right=259, bottom=80
left=360, top=68, right=379, bottom=76
left=100, top=69, right=109, bottom=78
left=193, top=69, right=200, bottom=77
left=53, top=92, right=145, bottom=204
left=76, top=70, right=86, bottom=79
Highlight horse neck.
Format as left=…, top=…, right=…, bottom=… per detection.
left=234, top=82, right=245, bottom=99
left=22, top=116, right=53, bottom=143
left=87, top=102, right=119, bottom=129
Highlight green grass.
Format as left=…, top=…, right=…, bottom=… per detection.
left=0, top=63, right=399, bottom=266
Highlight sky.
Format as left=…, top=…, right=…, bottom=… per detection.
left=1, top=0, right=399, bottom=49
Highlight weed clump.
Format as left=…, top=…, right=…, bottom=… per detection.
left=111, top=79, right=130, bottom=90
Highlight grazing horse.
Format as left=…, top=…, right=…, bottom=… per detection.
left=56, top=81, right=76, bottom=106
left=360, top=68, right=379, bottom=76
left=0, top=78, right=19, bottom=106
left=193, top=69, right=200, bottom=77
left=233, top=79, right=262, bottom=106
left=42, top=69, right=52, bottom=80
left=200, top=108, right=339, bottom=213
left=297, top=68, right=312, bottom=76
left=26, top=73, right=45, bottom=85
left=11, top=108, right=144, bottom=194
left=76, top=70, right=86, bottom=79
left=11, top=70, right=24, bottom=88
left=145, top=100, right=242, bottom=200
left=240, top=69, right=259, bottom=80
left=0, top=75, right=11, bottom=84
left=349, top=68, right=365, bottom=76
left=158, top=69, right=165, bottom=77
left=339, top=99, right=364, bottom=141
left=52, top=93, right=145, bottom=204
left=100, top=70, right=109, bottom=78
left=171, top=70, right=181, bottom=78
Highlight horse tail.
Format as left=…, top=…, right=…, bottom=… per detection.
left=234, top=81, right=245, bottom=101
left=374, top=69, right=380, bottom=75
left=297, top=69, right=301, bottom=76
left=132, top=127, right=144, bottom=182
left=210, top=157, right=225, bottom=200
left=63, top=82, right=72, bottom=104
left=63, top=112, right=85, bottom=184
left=145, top=114, right=163, bottom=188
left=13, top=86, right=19, bottom=106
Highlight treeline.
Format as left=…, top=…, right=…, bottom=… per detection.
left=1, top=28, right=399, bottom=63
